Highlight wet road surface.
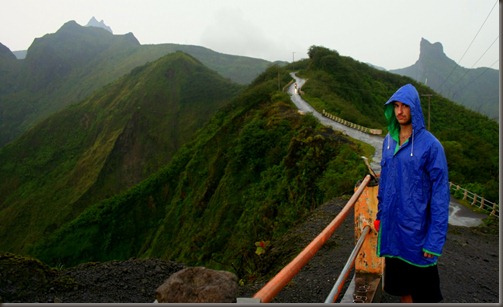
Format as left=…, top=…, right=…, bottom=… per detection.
left=289, top=73, right=383, bottom=172
left=448, top=198, right=487, bottom=227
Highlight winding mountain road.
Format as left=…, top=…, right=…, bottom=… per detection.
left=288, top=73, right=383, bottom=172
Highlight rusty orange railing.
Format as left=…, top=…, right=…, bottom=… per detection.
left=250, top=175, right=373, bottom=303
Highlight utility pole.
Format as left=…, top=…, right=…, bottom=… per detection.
left=292, top=52, right=296, bottom=63
left=421, top=94, right=433, bottom=130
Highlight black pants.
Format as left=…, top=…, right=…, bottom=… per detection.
left=384, top=257, right=443, bottom=303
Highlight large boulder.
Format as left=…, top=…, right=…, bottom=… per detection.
left=155, top=266, right=238, bottom=303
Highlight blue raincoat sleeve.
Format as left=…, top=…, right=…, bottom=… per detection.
left=421, top=138, right=450, bottom=256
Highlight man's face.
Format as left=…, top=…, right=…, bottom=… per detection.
left=394, top=101, right=412, bottom=125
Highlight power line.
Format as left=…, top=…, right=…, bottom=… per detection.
left=437, top=0, right=498, bottom=93
left=455, top=0, right=497, bottom=66
left=451, top=58, right=499, bottom=100
left=469, top=35, right=500, bottom=68
left=447, top=34, right=499, bottom=98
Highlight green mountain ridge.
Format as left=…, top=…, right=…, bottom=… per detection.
left=0, top=51, right=242, bottom=253
left=300, top=46, right=498, bottom=201
left=0, top=20, right=273, bottom=147
left=0, top=46, right=497, bottom=283
left=28, top=63, right=369, bottom=276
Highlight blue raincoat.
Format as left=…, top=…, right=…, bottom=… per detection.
left=376, top=84, right=450, bottom=267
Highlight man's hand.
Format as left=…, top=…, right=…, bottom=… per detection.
left=423, top=252, right=434, bottom=258
left=373, top=220, right=380, bottom=232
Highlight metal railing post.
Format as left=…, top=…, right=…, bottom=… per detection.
left=354, top=182, right=382, bottom=275
left=339, top=176, right=383, bottom=304
left=324, top=225, right=370, bottom=303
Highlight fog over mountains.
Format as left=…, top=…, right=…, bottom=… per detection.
left=0, top=20, right=272, bottom=146
left=8, top=20, right=498, bottom=122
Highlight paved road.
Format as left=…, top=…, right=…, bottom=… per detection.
left=289, top=73, right=383, bottom=172
left=287, top=73, right=487, bottom=227
left=448, top=197, right=487, bottom=227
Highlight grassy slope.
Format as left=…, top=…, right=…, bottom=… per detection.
left=29, top=66, right=369, bottom=278
left=0, top=52, right=242, bottom=253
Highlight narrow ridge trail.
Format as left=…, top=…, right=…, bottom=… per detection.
left=288, top=72, right=383, bottom=172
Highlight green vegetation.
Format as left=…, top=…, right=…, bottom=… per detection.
left=0, top=44, right=497, bottom=284
left=300, top=46, right=408, bottom=130
left=0, top=52, right=242, bottom=253
left=0, top=21, right=272, bottom=146
left=29, top=65, right=368, bottom=280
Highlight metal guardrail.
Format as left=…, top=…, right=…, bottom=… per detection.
left=449, top=182, right=499, bottom=217
left=324, top=225, right=370, bottom=303
left=244, top=175, right=373, bottom=303
left=322, top=110, right=382, bottom=135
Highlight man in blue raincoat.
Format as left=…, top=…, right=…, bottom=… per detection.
left=374, top=84, right=450, bottom=303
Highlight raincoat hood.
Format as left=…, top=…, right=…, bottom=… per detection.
left=384, top=84, right=425, bottom=142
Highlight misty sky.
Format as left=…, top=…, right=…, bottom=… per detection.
left=0, top=0, right=499, bottom=70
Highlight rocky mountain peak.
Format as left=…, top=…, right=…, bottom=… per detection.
left=419, top=37, right=447, bottom=61
left=86, top=17, right=113, bottom=33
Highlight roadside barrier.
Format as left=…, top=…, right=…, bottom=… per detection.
left=324, top=224, right=370, bottom=303
left=238, top=174, right=383, bottom=303
left=321, top=110, right=382, bottom=135
left=449, top=183, right=499, bottom=217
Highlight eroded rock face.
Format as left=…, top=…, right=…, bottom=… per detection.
left=155, top=266, right=238, bottom=303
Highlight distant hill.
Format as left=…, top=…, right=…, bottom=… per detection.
left=12, top=50, right=27, bottom=59
left=0, top=51, right=242, bottom=254
left=390, top=38, right=499, bottom=121
left=0, top=43, right=20, bottom=96
left=0, top=20, right=273, bottom=146
left=0, top=42, right=17, bottom=61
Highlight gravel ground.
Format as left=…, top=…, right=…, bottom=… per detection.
left=238, top=198, right=500, bottom=304
left=0, top=198, right=499, bottom=304
left=0, top=256, right=186, bottom=303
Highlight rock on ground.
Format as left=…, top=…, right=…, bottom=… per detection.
left=156, top=266, right=238, bottom=303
